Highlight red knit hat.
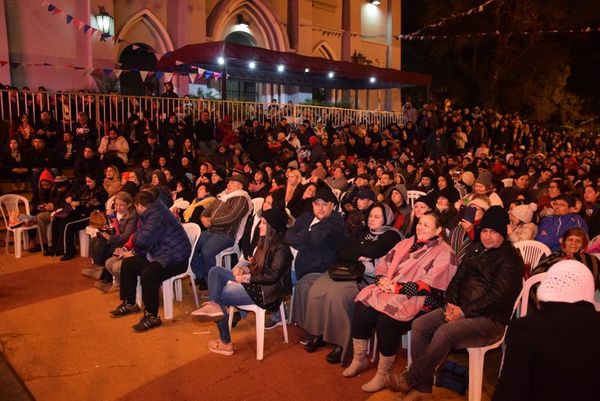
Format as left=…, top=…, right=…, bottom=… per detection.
left=39, top=169, right=55, bottom=184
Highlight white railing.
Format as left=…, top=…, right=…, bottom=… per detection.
left=0, top=89, right=405, bottom=133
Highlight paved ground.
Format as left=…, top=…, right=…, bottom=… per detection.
left=0, top=248, right=500, bottom=401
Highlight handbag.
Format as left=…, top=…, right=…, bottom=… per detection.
left=89, top=210, right=107, bottom=229
left=328, top=260, right=365, bottom=282
left=435, top=360, right=468, bottom=395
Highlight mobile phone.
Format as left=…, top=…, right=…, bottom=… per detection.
left=462, top=206, right=477, bottom=224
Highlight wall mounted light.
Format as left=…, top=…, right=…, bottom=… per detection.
left=95, top=6, right=114, bottom=41
left=369, top=0, right=381, bottom=5
left=235, top=14, right=249, bottom=27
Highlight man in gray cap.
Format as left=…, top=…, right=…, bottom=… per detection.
left=386, top=206, right=523, bottom=400
left=190, top=175, right=252, bottom=292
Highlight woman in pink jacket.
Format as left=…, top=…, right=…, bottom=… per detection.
left=343, top=212, right=458, bottom=394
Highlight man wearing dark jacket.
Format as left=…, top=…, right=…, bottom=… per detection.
left=110, top=191, right=191, bottom=332
left=386, top=206, right=524, bottom=400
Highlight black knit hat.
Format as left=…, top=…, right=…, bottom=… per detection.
left=479, top=205, right=509, bottom=238
left=437, top=187, right=460, bottom=205
left=415, top=194, right=436, bottom=211
left=262, top=208, right=288, bottom=233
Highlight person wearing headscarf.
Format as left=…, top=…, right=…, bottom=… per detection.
left=493, top=260, right=600, bottom=401
left=403, top=194, right=436, bottom=238
left=103, top=165, right=121, bottom=198
left=297, top=203, right=403, bottom=365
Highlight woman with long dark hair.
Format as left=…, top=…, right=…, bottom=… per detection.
left=192, top=208, right=293, bottom=356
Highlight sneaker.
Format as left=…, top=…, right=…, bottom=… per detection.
left=191, top=301, right=224, bottom=318
left=109, top=301, right=141, bottom=318
left=132, top=312, right=162, bottom=333
left=264, top=317, right=283, bottom=331
left=299, top=334, right=314, bottom=346
left=82, top=266, right=104, bottom=280
left=94, top=281, right=112, bottom=293
left=208, top=339, right=234, bottom=356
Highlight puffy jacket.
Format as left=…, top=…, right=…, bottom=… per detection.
left=133, top=200, right=191, bottom=267
left=535, top=214, right=589, bottom=251
left=284, top=210, right=346, bottom=279
left=445, top=240, right=523, bottom=325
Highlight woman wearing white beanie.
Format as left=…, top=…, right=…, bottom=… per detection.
left=508, top=202, right=538, bottom=243
left=493, top=260, right=600, bottom=401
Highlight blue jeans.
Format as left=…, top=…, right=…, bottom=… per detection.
left=208, top=266, right=253, bottom=343
left=191, top=231, right=235, bottom=280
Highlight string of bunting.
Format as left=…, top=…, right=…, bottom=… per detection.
left=396, top=26, right=600, bottom=41
left=0, top=60, right=222, bottom=83
left=406, top=0, right=498, bottom=38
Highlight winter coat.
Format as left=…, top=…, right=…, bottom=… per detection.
left=508, top=222, right=538, bottom=243
left=535, top=213, right=589, bottom=251
left=493, top=302, right=600, bottom=401
left=284, top=210, right=346, bottom=279
left=242, top=238, right=293, bottom=310
left=98, top=135, right=129, bottom=163
left=133, top=200, right=191, bottom=267
left=445, top=240, right=524, bottom=325
left=106, top=210, right=138, bottom=247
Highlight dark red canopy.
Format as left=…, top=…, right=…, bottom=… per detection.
left=157, top=41, right=431, bottom=89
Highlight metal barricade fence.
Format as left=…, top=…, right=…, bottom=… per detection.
left=0, top=89, right=405, bottom=134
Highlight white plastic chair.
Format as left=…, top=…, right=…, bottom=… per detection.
left=406, top=190, right=426, bottom=208
left=501, top=178, right=513, bottom=188
left=251, top=198, right=264, bottom=216
left=370, top=331, right=412, bottom=366
left=215, top=210, right=252, bottom=269
left=286, top=247, right=299, bottom=324
left=161, top=223, right=202, bottom=320
left=227, top=302, right=289, bottom=360
left=0, top=194, right=44, bottom=258
left=519, top=272, right=547, bottom=317
left=465, top=289, right=523, bottom=401
left=331, top=188, right=342, bottom=201
left=514, top=240, right=551, bottom=273
left=136, top=223, right=202, bottom=318
left=80, top=196, right=115, bottom=258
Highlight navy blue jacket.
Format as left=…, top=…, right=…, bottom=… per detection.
left=134, top=200, right=191, bottom=267
left=284, top=210, right=346, bottom=279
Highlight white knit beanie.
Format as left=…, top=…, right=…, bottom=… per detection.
left=511, top=202, right=537, bottom=224
left=537, top=260, right=595, bottom=304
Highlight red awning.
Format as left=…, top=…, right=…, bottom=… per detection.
left=156, top=41, right=431, bottom=89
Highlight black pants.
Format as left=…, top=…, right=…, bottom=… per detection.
left=120, top=255, right=187, bottom=316
left=51, top=214, right=88, bottom=256
left=351, top=302, right=413, bottom=357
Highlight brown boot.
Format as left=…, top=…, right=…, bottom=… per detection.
left=81, top=265, right=104, bottom=280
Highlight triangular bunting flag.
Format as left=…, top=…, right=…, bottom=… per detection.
left=132, top=44, right=140, bottom=50
left=114, top=69, right=122, bottom=79
left=76, top=20, right=84, bottom=30
left=213, top=72, right=222, bottom=80
left=66, top=15, right=73, bottom=24
left=204, top=71, right=213, bottom=80
left=0, top=61, right=8, bottom=67
left=101, top=33, right=111, bottom=40
left=139, top=71, right=149, bottom=81
left=163, top=72, right=173, bottom=82
left=197, top=67, right=206, bottom=75
left=52, top=8, right=62, bottom=15
left=154, top=71, right=164, bottom=80
left=47, top=4, right=56, bottom=12
left=175, top=60, right=184, bottom=65
left=103, top=68, right=113, bottom=76
left=10, top=62, right=20, bottom=69
left=189, top=73, right=198, bottom=83
left=83, top=24, right=91, bottom=33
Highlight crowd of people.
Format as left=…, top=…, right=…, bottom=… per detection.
left=2, top=81, right=600, bottom=400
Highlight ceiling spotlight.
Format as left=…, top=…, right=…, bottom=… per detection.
left=217, top=57, right=225, bottom=65
left=277, top=64, right=285, bottom=72
left=304, top=68, right=310, bottom=73
left=370, top=76, right=376, bottom=83
left=248, top=61, right=256, bottom=69
left=369, top=0, right=381, bottom=5
left=328, top=71, right=334, bottom=78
